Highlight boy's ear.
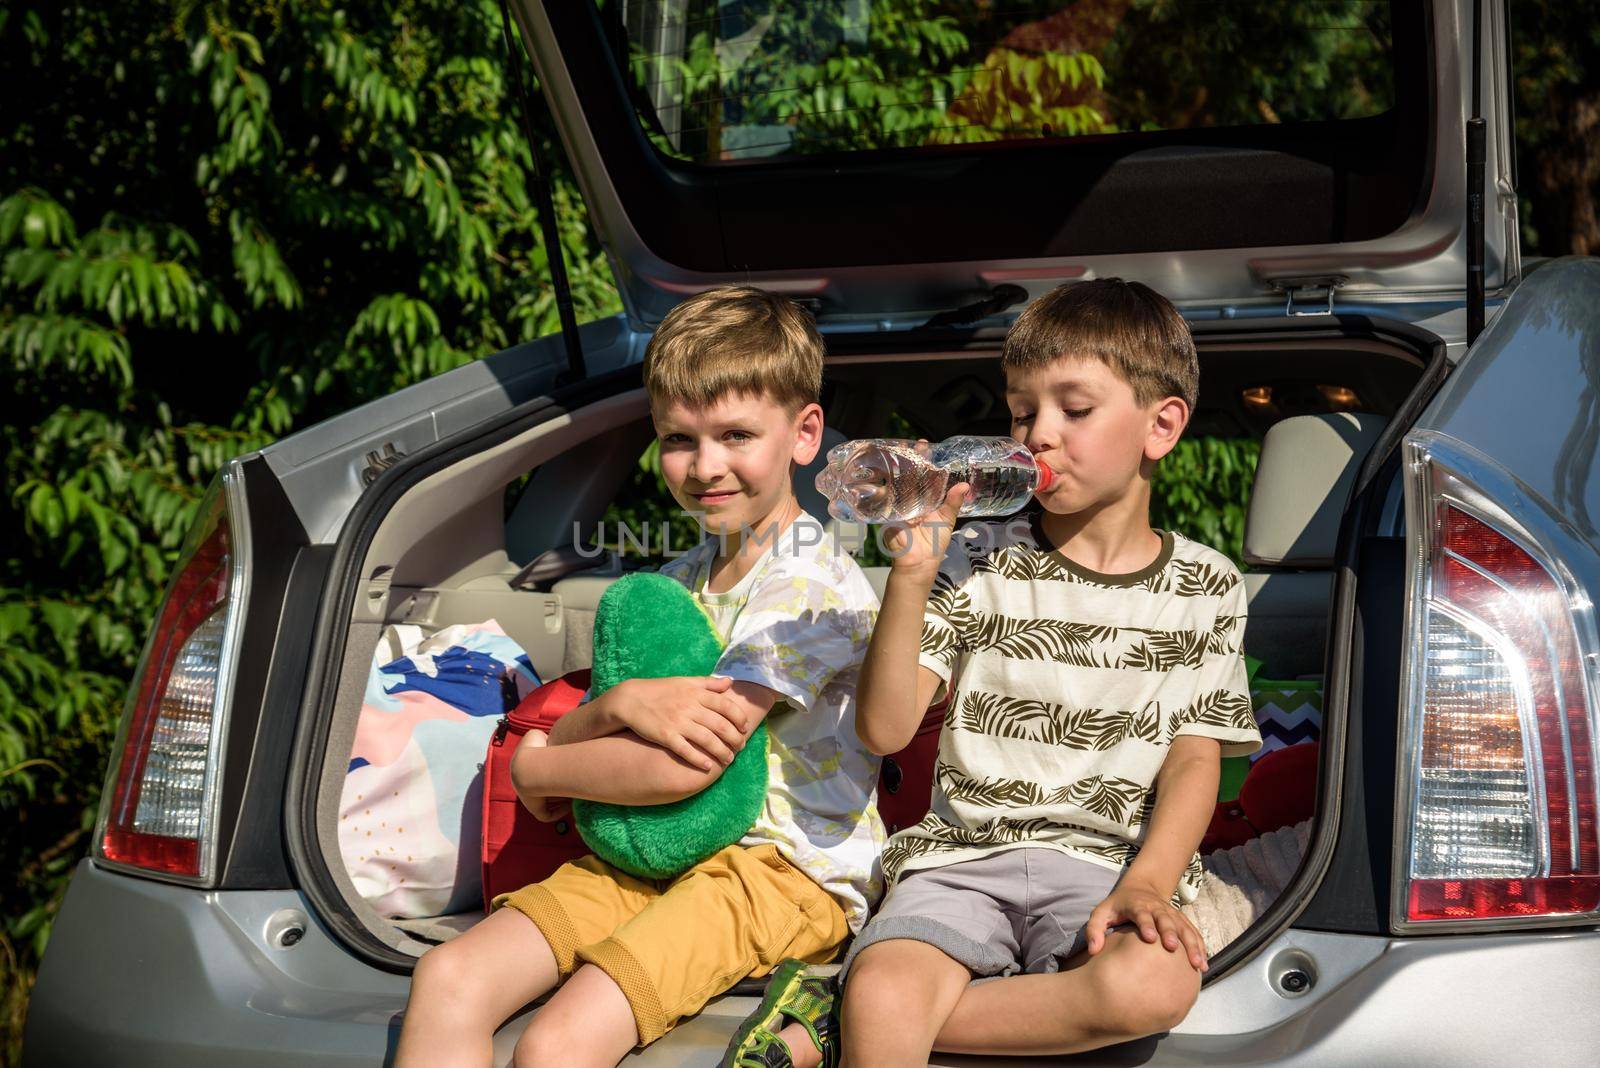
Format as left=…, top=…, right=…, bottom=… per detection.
left=1145, top=395, right=1190, bottom=463
left=791, top=402, right=825, bottom=466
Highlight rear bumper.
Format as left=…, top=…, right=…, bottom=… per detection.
left=20, top=860, right=759, bottom=1068
left=25, top=860, right=1600, bottom=1066
left=24, top=860, right=408, bottom=1067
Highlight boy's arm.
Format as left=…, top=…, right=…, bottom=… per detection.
left=1083, top=734, right=1221, bottom=972
left=546, top=674, right=748, bottom=771
left=1121, top=734, right=1222, bottom=899
left=856, top=571, right=946, bottom=754
left=511, top=680, right=777, bottom=810
left=856, top=479, right=968, bottom=755
left=523, top=510, right=882, bottom=808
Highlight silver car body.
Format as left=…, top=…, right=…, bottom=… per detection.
left=24, top=1, right=1600, bottom=1064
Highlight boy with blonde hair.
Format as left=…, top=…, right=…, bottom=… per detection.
left=790, top=278, right=1261, bottom=1066
left=395, top=285, right=883, bottom=1068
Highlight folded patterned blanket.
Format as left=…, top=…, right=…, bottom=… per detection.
left=340, top=620, right=539, bottom=918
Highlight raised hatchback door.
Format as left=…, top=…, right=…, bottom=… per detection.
left=511, top=1, right=1517, bottom=323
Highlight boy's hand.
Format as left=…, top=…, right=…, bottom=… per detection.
left=883, top=443, right=969, bottom=579
left=1085, top=878, right=1208, bottom=973
left=511, top=729, right=571, bottom=822
left=610, top=675, right=749, bottom=772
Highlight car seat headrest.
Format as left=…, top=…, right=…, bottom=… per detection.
left=1243, top=412, right=1387, bottom=569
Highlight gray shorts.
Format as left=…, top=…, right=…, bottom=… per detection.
left=840, top=848, right=1121, bottom=984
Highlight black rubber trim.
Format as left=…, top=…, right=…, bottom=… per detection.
left=1348, top=327, right=1455, bottom=499
left=1200, top=327, right=1454, bottom=978
left=213, top=456, right=310, bottom=888
left=283, top=364, right=645, bottom=974
left=1183, top=314, right=1447, bottom=367
left=1295, top=530, right=1405, bottom=933
left=1294, top=325, right=1475, bottom=934
left=218, top=544, right=333, bottom=887
left=823, top=311, right=1448, bottom=362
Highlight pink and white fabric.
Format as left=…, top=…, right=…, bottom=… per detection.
left=339, top=621, right=538, bottom=918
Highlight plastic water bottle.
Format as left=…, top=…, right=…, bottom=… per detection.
left=813, top=436, right=1054, bottom=524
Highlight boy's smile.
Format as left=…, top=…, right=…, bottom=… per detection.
left=691, top=488, right=739, bottom=506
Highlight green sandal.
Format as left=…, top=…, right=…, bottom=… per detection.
left=722, top=958, right=841, bottom=1068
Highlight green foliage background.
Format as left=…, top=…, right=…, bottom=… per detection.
left=0, top=0, right=622, bottom=1050
left=2, top=0, right=1595, bottom=1058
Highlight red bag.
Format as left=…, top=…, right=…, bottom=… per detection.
left=481, top=669, right=593, bottom=909
left=1200, top=741, right=1319, bottom=854
left=1238, top=740, right=1319, bottom=834
left=876, top=697, right=948, bottom=834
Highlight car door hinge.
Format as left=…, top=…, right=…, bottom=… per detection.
left=1268, top=275, right=1349, bottom=317
left=361, top=443, right=407, bottom=485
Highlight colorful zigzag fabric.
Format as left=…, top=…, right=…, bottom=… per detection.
left=1250, top=678, right=1322, bottom=762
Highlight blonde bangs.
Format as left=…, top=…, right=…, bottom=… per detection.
left=644, top=286, right=822, bottom=413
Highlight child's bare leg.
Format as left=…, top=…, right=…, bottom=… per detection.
left=932, top=927, right=1200, bottom=1056
left=512, top=963, right=639, bottom=1068
left=395, top=907, right=561, bottom=1068
left=839, top=939, right=971, bottom=1067
left=775, top=1021, right=823, bottom=1068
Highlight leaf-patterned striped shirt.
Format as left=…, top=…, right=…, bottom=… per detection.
left=883, top=511, right=1261, bottom=903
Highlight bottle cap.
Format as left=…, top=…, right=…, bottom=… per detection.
left=1034, top=458, right=1054, bottom=493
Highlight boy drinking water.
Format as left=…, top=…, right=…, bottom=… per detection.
left=395, top=286, right=883, bottom=1068
left=748, top=278, right=1261, bottom=1066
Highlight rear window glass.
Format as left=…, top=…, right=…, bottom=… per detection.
left=600, top=1, right=1396, bottom=163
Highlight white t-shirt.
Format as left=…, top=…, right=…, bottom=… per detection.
left=658, top=512, right=885, bottom=930
left=884, top=512, right=1262, bottom=904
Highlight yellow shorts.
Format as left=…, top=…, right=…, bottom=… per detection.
left=492, top=843, right=849, bottom=1044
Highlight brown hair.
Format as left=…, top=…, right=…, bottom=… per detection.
left=643, top=285, right=823, bottom=413
left=1001, top=279, right=1198, bottom=410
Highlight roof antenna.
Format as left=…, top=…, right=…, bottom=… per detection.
left=1466, top=0, right=1486, bottom=345
left=499, top=0, right=586, bottom=383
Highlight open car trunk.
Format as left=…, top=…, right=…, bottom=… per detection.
left=284, top=318, right=1441, bottom=1062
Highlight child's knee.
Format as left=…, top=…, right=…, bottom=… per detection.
left=843, top=941, right=958, bottom=1021
left=511, top=1019, right=564, bottom=1068
left=410, top=941, right=479, bottom=1003
left=1141, top=968, right=1199, bottom=1034
left=842, top=942, right=907, bottom=1001
left=514, top=1008, right=627, bottom=1068
left=1091, top=948, right=1199, bottom=1036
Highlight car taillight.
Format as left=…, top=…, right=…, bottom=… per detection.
left=94, top=470, right=249, bottom=883
left=1397, top=434, right=1600, bottom=928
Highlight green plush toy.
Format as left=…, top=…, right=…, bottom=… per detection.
left=571, top=572, right=770, bottom=880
